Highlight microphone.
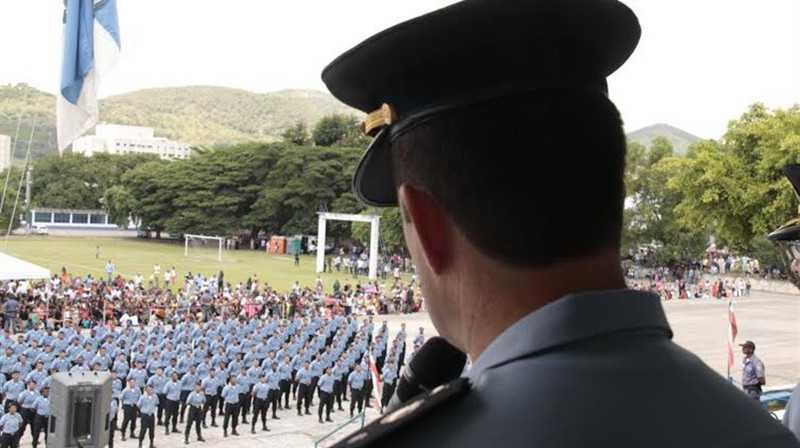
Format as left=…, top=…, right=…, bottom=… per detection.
left=385, top=336, right=467, bottom=413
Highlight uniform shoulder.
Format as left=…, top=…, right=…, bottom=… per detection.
left=332, top=377, right=471, bottom=448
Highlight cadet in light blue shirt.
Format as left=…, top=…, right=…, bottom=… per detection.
left=221, top=377, right=240, bottom=436
left=3, top=372, right=25, bottom=404
left=31, top=387, right=49, bottom=448
left=249, top=376, right=270, bottom=433
left=0, top=403, right=22, bottom=435
left=349, top=364, right=369, bottom=416
left=162, top=371, right=181, bottom=433
left=137, top=386, right=158, bottom=446
left=380, top=358, right=398, bottom=409
left=184, top=383, right=206, bottom=443
left=317, top=368, right=335, bottom=423
left=119, top=379, right=140, bottom=440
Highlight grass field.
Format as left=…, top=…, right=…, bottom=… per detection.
left=0, top=236, right=398, bottom=292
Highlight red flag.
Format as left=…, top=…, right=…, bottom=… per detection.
left=369, top=354, right=383, bottom=410
left=727, top=299, right=738, bottom=373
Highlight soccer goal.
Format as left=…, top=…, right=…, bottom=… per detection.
left=185, top=234, right=224, bottom=262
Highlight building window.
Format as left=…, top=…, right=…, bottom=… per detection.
left=90, top=214, right=106, bottom=225
left=53, top=213, right=70, bottom=223
left=34, top=212, right=52, bottom=223
left=72, top=213, right=89, bottom=224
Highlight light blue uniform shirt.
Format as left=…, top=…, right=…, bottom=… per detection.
left=348, top=370, right=366, bottom=390
left=252, top=382, right=270, bottom=400
left=186, top=391, right=205, bottom=407
left=201, top=376, right=219, bottom=396
left=295, top=368, right=311, bottom=385
left=18, top=389, right=39, bottom=409
left=163, top=381, right=181, bottom=401
left=137, top=394, right=158, bottom=415
left=222, top=384, right=239, bottom=404
left=147, top=374, right=167, bottom=394
left=0, top=413, right=22, bottom=434
left=33, top=396, right=49, bottom=417
left=317, top=374, right=335, bottom=393
left=3, top=380, right=24, bottom=401
left=180, top=372, right=197, bottom=391
left=121, top=387, right=141, bottom=406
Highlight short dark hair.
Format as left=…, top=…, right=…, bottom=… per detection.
left=391, top=88, right=626, bottom=267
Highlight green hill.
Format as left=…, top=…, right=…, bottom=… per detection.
left=0, top=83, right=357, bottom=159
left=626, top=123, right=702, bottom=155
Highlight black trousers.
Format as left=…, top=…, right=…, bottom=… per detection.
left=318, top=391, right=333, bottom=420
left=202, top=394, right=218, bottom=424
left=333, top=380, right=342, bottom=409
left=0, top=433, right=18, bottom=448
left=19, top=408, right=35, bottom=439
left=156, top=394, right=166, bottom=424
left=381, top=383, right=396, bottom=409
left=350, top=387, right=364, bottom=414
left=32, top=414, right=48, bottom=447
left=121, top=404, right=137, bottom=436
left=138, top=413, right=155, bottom=445
left=240, top=392, right=252, bottom=419
left=296, top=384, right=311, bottom=413
left=108, top=417, right=117, bottom=448
left=310, top=377, right=319, bottom=404
left=291, top=371, right=298, bottom=397
left=364, top=380, right=373, bottom=407
left=222, top=403, right=239, bottom=432
left=279, top=380, right=290, bottom=407
left=268, top=390, right=280, bottom=417
left=179, top=391, right=190, bottom=422
left=216, top=388, right=224, bottom=414
left=184, top=406, right=203, bottom=441
left=165, top=399, right=179, bottom=432
left=251, top=398, right=268, bottom=429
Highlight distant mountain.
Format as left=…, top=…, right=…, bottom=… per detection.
left=0, top=83, right=358, bottom=159
left=626, top=123, right=702, bottom=155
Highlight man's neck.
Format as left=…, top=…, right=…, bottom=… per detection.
left=461, top=249, right=626, bottom=361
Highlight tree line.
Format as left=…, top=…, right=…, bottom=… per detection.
left=623, top=103, right=800, bottom=267
left=1, top=104, right=798, bottom=265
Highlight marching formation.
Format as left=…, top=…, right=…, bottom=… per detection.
left=0, top=313, right=425, bottom=448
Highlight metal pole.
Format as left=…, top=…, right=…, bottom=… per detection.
left=5, top=121, right=36, bottom=243
left=0, top=112, right=23, bottom=215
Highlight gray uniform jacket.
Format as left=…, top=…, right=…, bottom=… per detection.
left=336, top=290, right=799, bottom=447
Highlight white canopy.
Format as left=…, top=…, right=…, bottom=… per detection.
left=0, top=252, right=51, bottom=281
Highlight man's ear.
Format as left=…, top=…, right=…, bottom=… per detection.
left=397, top=184, right=451, bottom=275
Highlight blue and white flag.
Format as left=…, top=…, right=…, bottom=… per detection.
left=57, top=0, right=121, bottom=154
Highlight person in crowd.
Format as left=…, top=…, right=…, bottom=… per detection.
left=250, top=375, right=270, bottom=434
left=120, top=378, right=140, bottom=440
left=184, top=382, right=206, bottom=445
left=317, top=367, right=335, bottom=424
left=108, top=396, right=119, bottom=448
left=0, top=403, right=22, bottom=448
left=30, top=386, right=49, bottom=448
left=221, top=376, right=240, bottom=438
left=137, top=385, right=158, bottom=448
left=741, top=340, right=766, bottom=399
left=163, top=372, right=181, bottom=435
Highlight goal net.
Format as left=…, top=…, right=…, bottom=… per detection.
left=185, top=234, right=224, bottom=262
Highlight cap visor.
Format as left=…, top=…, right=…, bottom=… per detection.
left=352, top=129, right=397, bottom=207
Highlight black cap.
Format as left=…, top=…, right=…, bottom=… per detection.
left=322, top=0, right=640, bottom=207
left=739, top=340, right=756, bottom=350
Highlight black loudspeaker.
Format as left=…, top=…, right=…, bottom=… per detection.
left=49, top=371, right=112, bottom=448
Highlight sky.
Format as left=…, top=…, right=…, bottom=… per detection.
left=1, top=0, right=798, bottom=139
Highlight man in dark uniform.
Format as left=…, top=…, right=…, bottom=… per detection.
left=324, top=0, right=800, bottom=446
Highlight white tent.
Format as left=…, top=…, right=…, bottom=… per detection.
left=0, top=252, right=50, bottom=281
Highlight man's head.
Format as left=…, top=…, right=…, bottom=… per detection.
left=387, top=94, right=623, bottom=350
left=740, top=340, right=756, bottom=357
left=324, top=0, right=637, bottom=358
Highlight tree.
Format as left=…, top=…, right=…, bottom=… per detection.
left=351, top=208, right=406, bottom=254
left=666, top=104, right=800, bottom=252
left=312, top=114, right=365, bottom=147
left=282, top=121, right=309, bottom=146
left=623, top=138, right=707, bottom=263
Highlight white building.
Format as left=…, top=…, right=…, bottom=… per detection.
left=0, top=135, right=11, bottom=172
left=72, top=124, right=191, bottom=160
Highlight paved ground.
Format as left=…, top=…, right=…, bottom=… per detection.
left=13, top=291, right=799, bottom=448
